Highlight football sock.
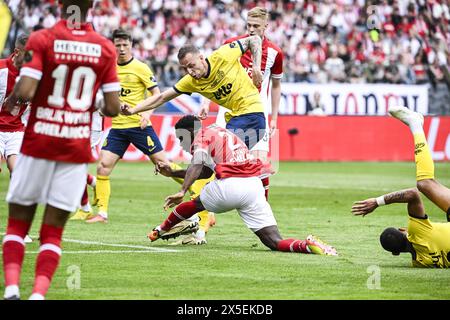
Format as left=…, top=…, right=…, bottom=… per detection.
left=261, top=177, right=269, bottom=201
left=80, top=186, right=89, bottom=207
left=413, top=132, right=434, bottom=181
left=32, top=224, right=63, bottom=298
left=2, top=218, right=32, bottom=297
left=197, top=210, right=210, bottom=233
left=277, top=238, right=310, bottom=253
left=96, top=175, right=110, bottom=214
left=160, top=200, right=202, bottom=231
left=87, top=174, right=96, bottom=187
left=80, top=202, right=92, bottom=213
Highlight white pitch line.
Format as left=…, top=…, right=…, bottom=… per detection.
left=25, top=250, right=170, bottom=254
left=62, top=238, right=179, bottom=253
left=0, top=233, right=180, bottom=253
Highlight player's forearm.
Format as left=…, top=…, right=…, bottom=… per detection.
left=180, top=164, right=203, bottom=193
left=270, top=82, right=281, bottom=121
left=135, top=94, right=165, bottom=113
left=171, top=169, right=187, bottom=179
left=241, top=36, right=262, bottom=70
left=380, top=188, right=421, bottom=205
left=13, top=76, right=38, bottom=102
left=249, top=36, right=262, bottom=70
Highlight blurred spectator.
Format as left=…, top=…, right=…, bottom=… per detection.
left=308, top=92, right=326, bottom=116
left=324, top=47, right=346, bottom=82
left=1, top=0, right=449, bottom=89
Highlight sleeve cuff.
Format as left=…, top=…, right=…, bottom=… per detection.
left=102, top=82, right=121, bottom=93
left=236, top=40, right=244, bottom=54
left=20, top=67, right=43, bottom=80
left=173, top=86, right=192, bottom=95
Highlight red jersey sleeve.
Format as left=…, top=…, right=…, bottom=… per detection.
left=271, top=48, right=284, bottom=79
left=20, top=31, right=47, bottom=81
left=99, top=42, right=120, bottom=93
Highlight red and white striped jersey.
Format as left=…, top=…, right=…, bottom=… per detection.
left=20, top=20, right=120, bottom=163
left=224, top=35, right=283, bottom=110
left=192, top=124, right=263, bottom=179
left=0, top=56, right=27, bottom=132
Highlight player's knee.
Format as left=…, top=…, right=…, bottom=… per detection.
left=417, top=179, right=435, bottom=194
left=97, top=161, right=113, bottom=176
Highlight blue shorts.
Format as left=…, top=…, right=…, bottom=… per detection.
left=226, top=112, right=266, bottom=150
left=102, top=126, right=163, bottom=158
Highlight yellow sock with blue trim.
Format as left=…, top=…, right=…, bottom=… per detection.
left=413, top=132, right=434, bottom=181
left=96, top=175, right=111, bottom=214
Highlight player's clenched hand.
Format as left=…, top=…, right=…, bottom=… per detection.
left=155, top=161, right=173, bottom=177
left=139, top=116, right=149, bottom=130
left=164, top=191, right=185, bottom=210
left=120, top=104, right=133, bottom=115
left=3, top=96, right=20, bottom=116
left=351, top=198, right=378, bottom=217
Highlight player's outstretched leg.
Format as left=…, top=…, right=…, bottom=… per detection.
left=389, top=106, right=450, bottom=220
left=254, top=226, right=338, bottom=255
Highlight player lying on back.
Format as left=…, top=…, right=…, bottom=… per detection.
left=352, top=106, right=450, bottom=268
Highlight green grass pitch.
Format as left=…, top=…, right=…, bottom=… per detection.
left=1, top=161, right=449, bottom=300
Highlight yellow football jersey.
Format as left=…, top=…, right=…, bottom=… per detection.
left=174, top=41, right=263, bottom=119
left=407, top=216, right=450, bottom=268
left=114, top=58, right=158, bottom=129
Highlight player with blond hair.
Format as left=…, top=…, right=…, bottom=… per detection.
left=199, top=6, right=284, bottom=201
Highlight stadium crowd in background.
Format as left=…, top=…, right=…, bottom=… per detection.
left=3, top=0, right=450, bottom=89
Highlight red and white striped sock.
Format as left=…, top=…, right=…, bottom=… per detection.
left=2, top=217, right=32, bottom=297
left=87, top=174, right=96, bottom=187
left=80, top=186, right=89, bottom=207
left=160, top=200, right=201, bottom=231
left=277, top=238, right=310, bottom=253
left=32, top=224, right=64, bottom=298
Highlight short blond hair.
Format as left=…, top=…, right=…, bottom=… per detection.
left=247, top=7, right=269, bottom=22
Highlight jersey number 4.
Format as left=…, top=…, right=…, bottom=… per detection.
left=48, top=64, right=96, bottom=111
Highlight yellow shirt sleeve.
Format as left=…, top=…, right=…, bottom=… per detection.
left=137, top=63, right=158, bottom=90
left=174, top=75, right=194, bottom=95
left=215, top=41, right=245, bottom=63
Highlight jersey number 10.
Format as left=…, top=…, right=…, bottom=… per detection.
left=48, top=64, right=96, bottom=111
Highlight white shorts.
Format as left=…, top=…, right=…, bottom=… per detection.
left=215, top=106, right=269, bottom=152
left=200, top=177, right=277, bottom=232
left=6, top=154, right=88, bottom=212
left=0, top=131, right=24, bottom=158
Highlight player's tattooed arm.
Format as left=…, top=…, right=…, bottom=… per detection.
left=239, top=36, right=263, bottom=87
left=352, top=188, right=425, bottom=218
left=239, top=36, right=262, bottom=69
